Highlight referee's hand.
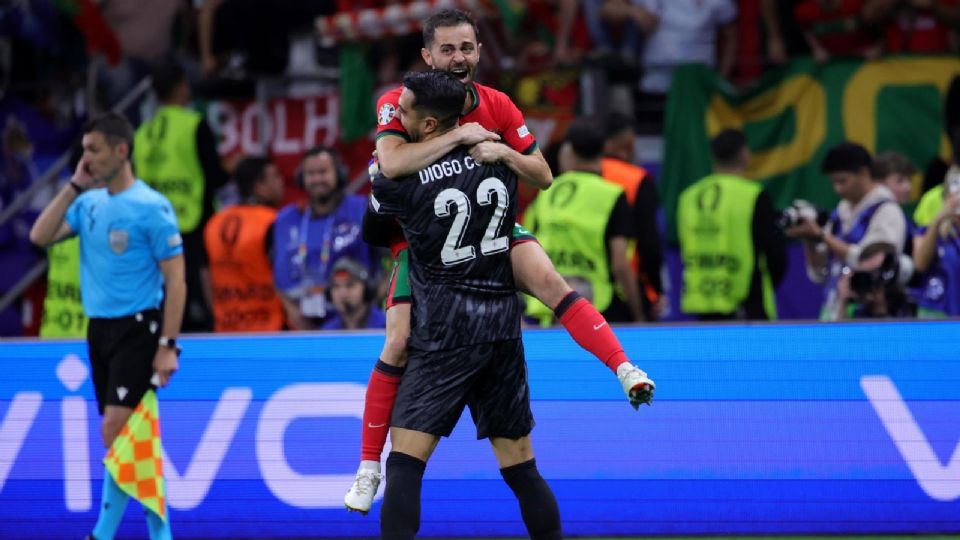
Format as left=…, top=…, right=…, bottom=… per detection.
left=153, top=348, right=179, bottom=388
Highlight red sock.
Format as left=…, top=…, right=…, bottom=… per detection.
left=557, top=293, right=630, bottom=374
left=361, top=361, right=403, bottom=462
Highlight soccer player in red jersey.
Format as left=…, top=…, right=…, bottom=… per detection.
left=344, top=8, right=655, bottom=514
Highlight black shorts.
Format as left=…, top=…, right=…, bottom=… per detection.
left=391, top=338, right=534, bottom=440
left=87, top=309, right=161, bottom=415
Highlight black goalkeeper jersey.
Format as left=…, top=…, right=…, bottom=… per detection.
left=371, top=146, right=520, bottom=351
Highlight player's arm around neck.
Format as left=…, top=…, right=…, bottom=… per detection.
left=471, top=143, right=553, bottom=190
left=376, top=122, right=499, bottom=179
left=503, top=146, right=553, bottom=190
left=376, top=131, right=461, bottom=179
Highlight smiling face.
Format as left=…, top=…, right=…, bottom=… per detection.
left=421, top=23, right=481, bottom=85
left=301, top=151, right=339, bottom=202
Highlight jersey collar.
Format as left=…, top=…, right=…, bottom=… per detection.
left=463, top=83, right=480, bottom=116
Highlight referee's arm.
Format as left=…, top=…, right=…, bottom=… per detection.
left=155, top=253, right=186, bottom=387
left=30, top=182, right=80, bottom=248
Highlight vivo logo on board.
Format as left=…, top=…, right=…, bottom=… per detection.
left=0, top=355, right=389, bottom=512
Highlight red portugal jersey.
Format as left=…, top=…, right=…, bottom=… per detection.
left=375, top=82, right=539, bottom=253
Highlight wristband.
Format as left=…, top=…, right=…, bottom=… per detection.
left=69, top=181, right=85, bottom=194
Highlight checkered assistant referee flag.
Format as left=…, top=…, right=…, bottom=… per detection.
left=103, top=389, right=167, bottom=521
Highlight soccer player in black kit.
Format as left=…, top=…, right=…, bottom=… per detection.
left=371, top=69, right=563, bottom=540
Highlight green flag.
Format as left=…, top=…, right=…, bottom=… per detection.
left=661, top=57, right=960, bottom=242
left=338, top=43, right=375, bottom=142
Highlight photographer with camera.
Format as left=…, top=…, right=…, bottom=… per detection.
left=835, top=243, right=915, bottom=320
left=912, top=170, right=960, bottom=318
left=678, top=129, right=786, bottom=320
left=785, top=142, right=907, bottom=320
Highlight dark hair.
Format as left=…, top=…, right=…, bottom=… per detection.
left=603, top=111, right=635, bottom=140
left=423, top=8, right=478, bottom=48
left=710, top=128, right=747, bottom=168
left=402, top=70, right=466, bottom=131
left=872, top=151, right=915, bottom=180
left=84, top=112, right=134, bottom=152
left=565, top=116, right=605, bottom=160
left=151, top=56, right=187, bottom=102
left=821, top=142, right=872, bottom=174
left=234, top=156, right=272, bottom=199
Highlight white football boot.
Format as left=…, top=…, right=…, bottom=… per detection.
left=344, top=460, right=382, bottom=515
left=617, top=363, right=655, bottom=409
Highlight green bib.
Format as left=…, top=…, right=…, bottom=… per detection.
left=524, top=171, right=623, bottom=325
left=133, top=106, right=205, bottom=233
left=40, top=238, right=88, bottom=338
left=678, top=174, right=777, bottom=319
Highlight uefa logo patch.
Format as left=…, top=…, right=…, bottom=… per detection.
left=378, top=103, right=397, bottom=126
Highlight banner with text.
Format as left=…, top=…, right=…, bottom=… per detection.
left=1, top=324, right=958, bottom=538
left=661, top=57, right=960, bottom=241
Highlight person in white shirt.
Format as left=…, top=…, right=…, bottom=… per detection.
left=785, top=142, right=907, bottom=320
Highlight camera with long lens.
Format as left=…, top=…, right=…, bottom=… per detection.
left=849, top=253, right=899, bottom=297
left=778, top=200, right=828, bottom=229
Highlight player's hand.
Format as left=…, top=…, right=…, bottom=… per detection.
left=71, top=158, right=96, bottom=190
left=470, top=141, right=507, bottom=164
left=152, top=347, right=179, bottom=388
left=456, top=122, right=499, bottom=146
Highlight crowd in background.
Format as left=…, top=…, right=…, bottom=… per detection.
left=1, top=0, right=959, bottom=337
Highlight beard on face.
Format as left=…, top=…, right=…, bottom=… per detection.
left=338, top=298, right=364, bottom=317
left=307, top=182, right=337, bottom=204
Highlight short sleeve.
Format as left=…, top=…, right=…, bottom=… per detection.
left=149, top=197, right=184, bottom=261
left=371, top=173, right=406, bottom=217
left=375, top=89, right=410, bottom=142
left=497, top=94, right=538, bottom=155
left=64, top=196, right=83, bottom=233
left=605, top=193, right=637, bottom=241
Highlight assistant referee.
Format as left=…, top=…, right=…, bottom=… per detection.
left=30, top=112, right=185, bottom=540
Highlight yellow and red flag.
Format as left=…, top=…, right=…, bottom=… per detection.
left=104, top=389, right=167, bottom=520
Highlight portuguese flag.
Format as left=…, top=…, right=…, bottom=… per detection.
left=103, top=389, right=167, bottom=520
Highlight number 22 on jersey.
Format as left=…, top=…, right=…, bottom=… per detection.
left=435, top=177, right=509, bottom=266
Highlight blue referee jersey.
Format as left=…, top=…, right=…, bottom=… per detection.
left=65, top=179, right=183, bottom=318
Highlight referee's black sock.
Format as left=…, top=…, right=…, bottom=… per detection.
left=380, top=451, right=426, bottom=540
left=500, top=458, right=563, bottom=540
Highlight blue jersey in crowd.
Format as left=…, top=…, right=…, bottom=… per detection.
left=916, top=226, right=960, bottom=317
left=273, top=195, right=377, bottom=297
left=65, top=179, right=183, bottom=318
left=320, top=306, right=387, bottom=331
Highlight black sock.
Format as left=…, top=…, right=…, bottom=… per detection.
left=553, top=291, right=581, bottom=318
left=380, top=451, right=427, bottom=540
left=500, top=459, right=563, bottom=540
